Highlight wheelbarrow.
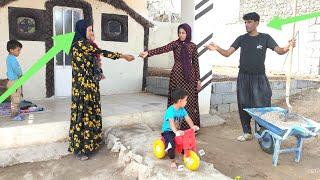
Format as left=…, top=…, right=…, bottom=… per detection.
left=244, top=107, right=320, bottom=166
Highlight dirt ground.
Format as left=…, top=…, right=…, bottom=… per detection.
left=198, top=88, right=320, bottom=180
left=0, top=145, right=130, bottom=180
left=0, top=89, right=319, bottom=180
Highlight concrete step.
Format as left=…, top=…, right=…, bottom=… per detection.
left=0, top=93, right=166, bottom=150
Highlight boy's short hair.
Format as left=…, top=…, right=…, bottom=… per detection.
left=243, top=12, right=260, bottom=22
left=172, top=88, right=188, bottom=103
left=7, top=40, right=22, bottom=52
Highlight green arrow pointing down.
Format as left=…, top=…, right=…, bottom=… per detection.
left=268, top=11, right=320, bottom=30
left=0, top=32, right=75, bottom=104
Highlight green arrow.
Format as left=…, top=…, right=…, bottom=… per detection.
left=0, top=32, right=75, bottom=104
left=268, top=11, right=320, bottom=30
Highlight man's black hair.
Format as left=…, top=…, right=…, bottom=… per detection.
left=243, top=12, right=260, bottom=22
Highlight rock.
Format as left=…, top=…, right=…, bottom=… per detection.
left=133, top=154, right=143, bottom=164
left=119, top=150, right=133, bottom=165
left=111, top=141, right=121, bottom=153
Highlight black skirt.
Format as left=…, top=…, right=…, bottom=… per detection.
left=236, top=73, right=272, bottom=133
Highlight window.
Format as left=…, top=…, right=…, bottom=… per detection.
left=17, top=17, right=36, bottom=34
left=101, top=13, right=128, bottom=42
left=108, top=20, right=122, bottom=37
left=54, top=6, right=83, bottom=66
left=8, top=7, right=45, bottom=41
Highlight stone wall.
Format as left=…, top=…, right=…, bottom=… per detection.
left=239, top=0, right=320, bottom=22
left=305, top=18, right=320, bottom=75
left=210, top=80, right=320, bottom=113
left=146, top=76, right=320, bottom=113
left=146, top=76, right=169, bottom=96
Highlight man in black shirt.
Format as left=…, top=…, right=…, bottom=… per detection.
left=206, top=12, right=296, bottom=142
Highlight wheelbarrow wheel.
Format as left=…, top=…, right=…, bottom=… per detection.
left=258, top=127, right=274, bottom=154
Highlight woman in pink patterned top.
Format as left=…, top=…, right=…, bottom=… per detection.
left=140, top=23, right=202, bottom=130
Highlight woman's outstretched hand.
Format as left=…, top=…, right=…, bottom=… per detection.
left=121, top=54, right=135, bottom=62
left=139, top=51, right=148, bottom=59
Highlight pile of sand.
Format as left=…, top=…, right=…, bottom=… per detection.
left=260, top=111, right=306, bottom=128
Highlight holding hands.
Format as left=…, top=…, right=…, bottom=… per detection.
left=120, top=54, right=135, bottom=62
left=139, top=51, right=149, bottom=59
left=116, top=51, right=149, bottom=62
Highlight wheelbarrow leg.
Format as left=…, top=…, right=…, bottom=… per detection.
left=272, top=138, right=281, bottom=166
left=294, top=136, right=303, bottom=163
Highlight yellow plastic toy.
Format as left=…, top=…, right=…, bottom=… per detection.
left=183, top=150, right=200, bottom=171
left=153, top=139, right=166, bottom=159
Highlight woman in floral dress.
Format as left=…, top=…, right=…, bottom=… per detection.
left=69, top=19, right=134, bottom=160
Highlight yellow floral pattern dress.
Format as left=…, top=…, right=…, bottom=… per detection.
left=68, top=39, right=121, bottom=155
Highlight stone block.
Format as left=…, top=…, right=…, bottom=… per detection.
left=211, top=93, right=223, bottom=105
left=222, top=93, right=237, bottom=104
left=146, top=77, right=156, bottom=86
left=297, top=80, right=309, bottom=89
left=217, top=104, right=230, bottom=113
left=213, top=82, right=233, bottom=93
left=229, top=103, right=238, bottom=112
left=308, top=81, right=320, bottom=88
left=211, top=104, right=218, bottom=112
left=291, top=80, right=298, bottom=90
left=231, top=81, right=237, bottom=92
left=272, top=90, right=286, bottom=100
left=272, top=81, right=286, bottom=90
left=159, top=77, right=169, bottom=89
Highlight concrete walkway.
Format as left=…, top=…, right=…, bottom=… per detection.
left=0, top=93, right=166, bottom=149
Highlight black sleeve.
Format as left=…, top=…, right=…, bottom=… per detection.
left=231, top=35, right=242, bottom=50
left=266, top=34, right=279, bottom=51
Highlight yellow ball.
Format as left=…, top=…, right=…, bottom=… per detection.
left=153, top=139, right=166, bottom=159
left=183, top=150, right=200, bottom=171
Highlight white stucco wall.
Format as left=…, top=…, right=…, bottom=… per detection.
left=0, top=0, right=47, bottom=100
left=209, top=0, right=320, bottom=75
left=147, top=22, right=179, bottom=69
left=151, top=0, right=320, bottom=75
left=87, top=0, right=146, bottom=95
left=0, top=0, right=147, bottom=99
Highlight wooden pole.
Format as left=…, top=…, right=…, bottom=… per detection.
left=286, top=0, right=298, bottom=113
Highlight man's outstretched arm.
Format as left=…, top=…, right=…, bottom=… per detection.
left=206, top=43, right=236, bottom=57
left=274, top=39, right=296, bottom=55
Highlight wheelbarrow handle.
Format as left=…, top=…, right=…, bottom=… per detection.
left=294, top=126, right=316, bottom=137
